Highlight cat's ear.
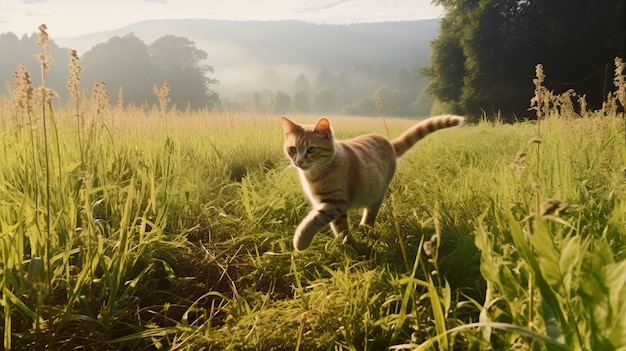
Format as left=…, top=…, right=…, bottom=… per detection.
left=280, top=116, right=297, bottom=134
left=313, top=117, right=332, bottom=137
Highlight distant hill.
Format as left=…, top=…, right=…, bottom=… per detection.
left=58, top=19, right=438, bottom=68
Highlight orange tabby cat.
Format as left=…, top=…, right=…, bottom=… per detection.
left=280, top=115, right=464, bottom=250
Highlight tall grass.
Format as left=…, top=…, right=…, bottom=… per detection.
left=0, top=25, right=625, bottom=350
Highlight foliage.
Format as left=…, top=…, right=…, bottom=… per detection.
left=273, top=90, right=293, bottom=114
left=81, top=34, right=219, bottom=110
left=0, top=32, right=71, bottom=100
left=149, top=35, right=220, bottom=110
left=0, top=32, right=219, bottom=110
left=425, top=0, right=625, bottom=119
left=312, top=87, right=336, bottom=113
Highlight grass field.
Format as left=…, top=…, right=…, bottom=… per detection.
left=1, top=98, right=625, bottom=350
left=1, top=28, right=626, bottom=350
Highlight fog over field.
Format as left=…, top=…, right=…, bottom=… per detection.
left=2, top=19, right=439, bottom=115
left=58, top=20, right=438, bottom=97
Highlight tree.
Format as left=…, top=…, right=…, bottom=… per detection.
left=314, top=68, right=335, bottom=92
left=274, top=90, right=292, bottom=114
left=345, top=96, right=376, bottom=116
left=292, top=90, right=310, bottom=113
left=0, top=32, right=70, bottom=100
left=313, top=88, right=336, bottom=113
left=81, top=34, right=157, bottom=106
left=375, top=85, right=414, bottom=116
left=81, top=34, right=219, bottom=109
left=293, top=73, right=311, bottom=95
left=425, top=0, right=626, bottom=119
left=149, top=35, right=219, bottom=109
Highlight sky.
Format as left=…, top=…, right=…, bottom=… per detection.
left=0, top=0, right=444, bottom=38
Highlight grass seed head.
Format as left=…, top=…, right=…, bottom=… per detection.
left=36, top=24, right=53, bottom=73
left=529, top=63, right=551, bottom=120
left=508, top=150, right=527, bottom=176
left=11, top=63, right=34, bottom=113
left=117, top=86, right=124, bottom=107
left=35, top=87, right=59, bottom=105
left=153, top=80, right=171, bottom=112
left=613, top=57, right=625, bottom=108
left=67, top=49, right=82, bottom=101
left=577, top=93, right=588, bottom=116
left=90, top=82, right=110, bottom=114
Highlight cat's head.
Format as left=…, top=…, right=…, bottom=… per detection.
left=280, top=116, right=335, bottom=171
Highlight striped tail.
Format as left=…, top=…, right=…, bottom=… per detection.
left=391, top=115, right=464, bottom=157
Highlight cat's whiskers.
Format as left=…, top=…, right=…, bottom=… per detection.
left=305, top=162, right=330, bottom=180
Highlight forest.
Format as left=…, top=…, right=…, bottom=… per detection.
left=424, top=0, right=625, bottom=119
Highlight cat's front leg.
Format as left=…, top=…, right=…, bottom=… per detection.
left=293, top=202, right=347, bottom=250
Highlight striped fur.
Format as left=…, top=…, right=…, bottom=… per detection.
left=280, top=115, right=463, bottom=251
left=391, top=115, right=464, bottom=157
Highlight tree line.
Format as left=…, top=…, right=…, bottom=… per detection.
left=1, top=31, right=431, bottom=116
left=424, top=0, right=625, bottom=120
left=0, top=32, right=219, bottom=110
left=226, top=66, right=432, bottom=116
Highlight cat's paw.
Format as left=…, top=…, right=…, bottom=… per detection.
left=293, top=227, right=314, bottom=251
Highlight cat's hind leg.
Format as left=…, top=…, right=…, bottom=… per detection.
left=359, top=203, right=381, bottom=227
left=330, top=214, right=351, bottom=243
left=330, top=214, right=349, bottom=236
left=293, top=202, right=347, bottom=250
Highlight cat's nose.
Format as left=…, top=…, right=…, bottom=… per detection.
left=296, top=159, right=304, bottom=166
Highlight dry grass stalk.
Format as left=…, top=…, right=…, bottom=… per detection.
left=614, top=57, right=626, bottom=109
left=90, top=82, right=109, bottom=115
left=11, top=63, right=34, bottom=124
left=67, top=49, right=82, bottom=110
left=68, top=49, right=86, bottom=163
left=529, top=64, right=550, bottom=122
left=602, top=92, right=619, bottom=116
left=34, top=87, right=59, bottom=107
left=558, top=89, right=577, bottom=117
left=614, top=57, right=626, bottom=143
left=117, top=86, right=124, bottom=108
left=153, top=80, right=171, bottom=113
left=35, top=24, right=59, bottom=108
left=36, top=24, right=52, bottom=74
left=577, top=93, right=589, bottom=117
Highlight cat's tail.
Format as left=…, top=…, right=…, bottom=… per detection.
left=391, top=115, right=464, bottom=158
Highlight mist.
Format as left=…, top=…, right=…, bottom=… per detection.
left=1, top=19, right=440, bottom=116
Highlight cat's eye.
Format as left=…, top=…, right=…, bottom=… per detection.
left=307, top=146, right=317, bottom=154
left=288, top=146, right=297, bottom=154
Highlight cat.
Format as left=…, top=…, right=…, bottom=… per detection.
left=280, top=115, right=464, bottom=250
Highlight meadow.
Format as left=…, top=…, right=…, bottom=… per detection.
left=1, top=27, right=626, bottom=350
